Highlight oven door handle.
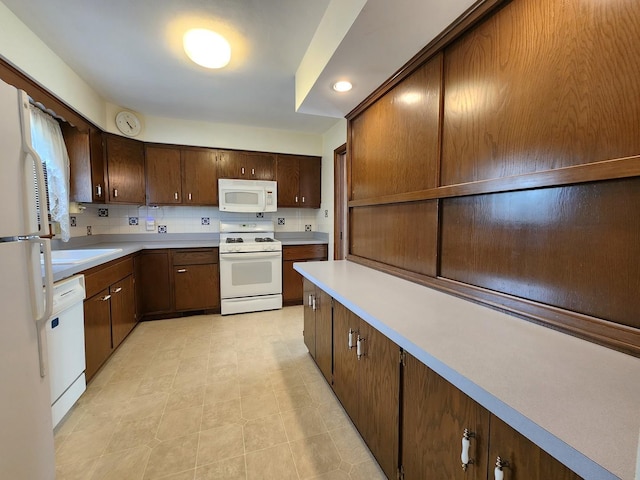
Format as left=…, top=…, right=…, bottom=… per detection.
left=220, top=252, right=282, bottom=260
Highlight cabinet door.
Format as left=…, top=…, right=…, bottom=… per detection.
left=105, top=134, right=145, bottom=204
left=357, top=320, right=399, bottom=479
left=402, top=353, right=489, bottom=480
left=314, top=288, right=332, bottom=384
left=276, top=155, right=300, bottom=207
left=488, top=415, right=582, bottom=480
left=303, top=279, right=316, bottom=358
left=219, top=150, right=276, bottom=180
left=83, top=289, right=112, bottom=381
left=283, top=259, right=304, bottom=305
left=174, top=263, right=218, bottom=311
left=299, top=157, right=321, bottom=208
left=63, top=125, right=106, bottom=203
left=110, top=275, right=136, bottom=348
left=146, top=146, right=182, bottom=204
left=136, top=250, right=172, bottom=316
left=332, top=301, right=359, bottom=419
left=182, top=148, right=218, bottom=205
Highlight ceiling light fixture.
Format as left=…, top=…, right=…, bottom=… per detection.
left=333, top=81, right=353, bottom=92
left=183, top=28, right=231, bottom=69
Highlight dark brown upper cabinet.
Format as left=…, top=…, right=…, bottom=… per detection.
left=218, top=150, right=276, bottom=180
left=145, top=145, right=182, bottom=205
left=105, top=134, right=145, bottom=204
left=276, top=154, right=321, bottom=208
left=182, top=147, right=218, bottom=205
left=61, top=124, right=107, bottom=203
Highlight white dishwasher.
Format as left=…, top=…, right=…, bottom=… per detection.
left=45, top=274, right=86, bottom=428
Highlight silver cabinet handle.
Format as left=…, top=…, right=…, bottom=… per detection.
left=295, top=196, right=298, bottom=203
left=177, top=268, right=187, bottom=273
left=113, top=188, right=118, bottom=198
left=461, top=429, right=475, bottom=471
left=174, top=192, right=179, bottom=200
left=241, top=167, right=245, bottom=175
left=188, top=193, right=192, bottom=201
left=112, top=287, right=122, bottom=293
left=251, top=168, right=255, bottom=175
left=348, top=329, right=355, bottom=349
left=96, top=184, right=102, bottom=197
left=302, top=196, right=305, bottom=203
left=312, top=295, right=316, bottom=311
left=308, top=294, right=313, bottom=307
left=100, top=294, right=111, bottom=301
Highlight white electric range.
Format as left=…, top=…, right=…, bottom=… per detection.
left=219, top=221, right=282, bottom=315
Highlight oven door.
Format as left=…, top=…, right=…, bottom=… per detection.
left=219, top=251, right=282, bottom=299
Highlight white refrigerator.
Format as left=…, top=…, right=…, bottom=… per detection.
left=0, top=78, right=56, bottom=478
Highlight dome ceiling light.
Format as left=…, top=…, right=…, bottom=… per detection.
left=183, top=28, right=231, bottom=69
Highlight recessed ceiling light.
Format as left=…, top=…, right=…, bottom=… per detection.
left=333, top=81, right=353, bottom=92
left=183, top=28, right=231, bottom=69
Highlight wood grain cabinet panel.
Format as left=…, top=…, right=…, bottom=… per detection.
left=440, top=178, right=640, bottom=329
left=83, top=288, right=113, bottom=382
left=303, top=278, right=332, bottom=383
left=136, top=250, right=172, bottom=316
left=105, top=134, right=145, bottom=204
left=276, top=154, right=321, bottom=208
left=488, top=415, right=583, bottom=480
left=350, top=201, right=438, bottom=277
left=283, top=245, right=328, bottom=305
left=303, top=279, right=316, bottom=358
left=441, top=0, right=640, bottom=185
left=218, top=150, right=276, bottom=180
left=173, top=263, right=218, bottom=311
left=62, top=124, right=106, bottom=203
left=145, top=145, right=182, bottom=204
left=402, top=353, right=489, bottom=480
left=182, top=147, right=218, bottom=205
left=110, top=274, right=136, bottom=348
left=332, top=301, right=399, bottom=480
left=350, top=53, right=442, bottom=200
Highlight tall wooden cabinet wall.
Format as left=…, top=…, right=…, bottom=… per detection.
left=346, top=0, right=640, bottom=356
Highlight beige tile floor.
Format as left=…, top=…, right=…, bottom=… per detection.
left=54, top=306, right=387, bottom=480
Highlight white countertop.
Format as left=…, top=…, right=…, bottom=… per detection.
left=294, top=260, right=640, bottom=480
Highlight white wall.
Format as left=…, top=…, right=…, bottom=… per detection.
left=316, top=118, right=347, bottom=259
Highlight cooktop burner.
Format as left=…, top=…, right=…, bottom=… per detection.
left=225, top=238, right=244, bottom=243
left=255, top=237, right=275, bottom=242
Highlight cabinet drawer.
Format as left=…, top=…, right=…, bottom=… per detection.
left=173, top=249, right=218, bottom=265
left=283, top=244, right=328, bottom=261
left=83, top=256, right=134, bottom=298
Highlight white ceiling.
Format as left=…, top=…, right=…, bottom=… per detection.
left=2, top=0, right=477, bottom=134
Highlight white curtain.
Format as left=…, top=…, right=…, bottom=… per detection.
left=29, top=106, right=71, bottom=241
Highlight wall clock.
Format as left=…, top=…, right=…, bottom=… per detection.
left=115, top=110, right=142, bottom=137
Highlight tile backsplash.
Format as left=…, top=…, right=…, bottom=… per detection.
left=68, top=205, right=319, bottom=238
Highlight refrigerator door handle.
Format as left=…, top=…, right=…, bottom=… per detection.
left=27, top=237, right=53, bottom=378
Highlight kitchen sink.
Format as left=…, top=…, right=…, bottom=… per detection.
left=44, top=248, right=123, bottom=265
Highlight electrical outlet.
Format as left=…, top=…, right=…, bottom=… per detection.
left=305, top=224, right=312, bottom=232
left=70, top=216, right=77, bottom=227
left=86, top=226, right=92, bottom=236
left=324, top=210, right=328, bottom=218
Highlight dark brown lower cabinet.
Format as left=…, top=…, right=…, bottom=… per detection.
left=402, top=352, right=489, bottom=479
left=110, top=274, right=136, bottom=348
left=401, top=352, right=582, bottom=480
left=303, top=279, right=332, bottom=383
left=283, top=245, right=328, bottom=305
left=488, top=415, right=582, bottom=480
left=332, top=301, right=399, bottom=479
left=83, top=288, right=113, bottom=381
left=172, top=249, right=219, bottom=311
left=82, top=256, right=137, bottom=382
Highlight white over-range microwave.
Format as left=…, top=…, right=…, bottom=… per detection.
left=218, top=178, right=277, bottom=213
